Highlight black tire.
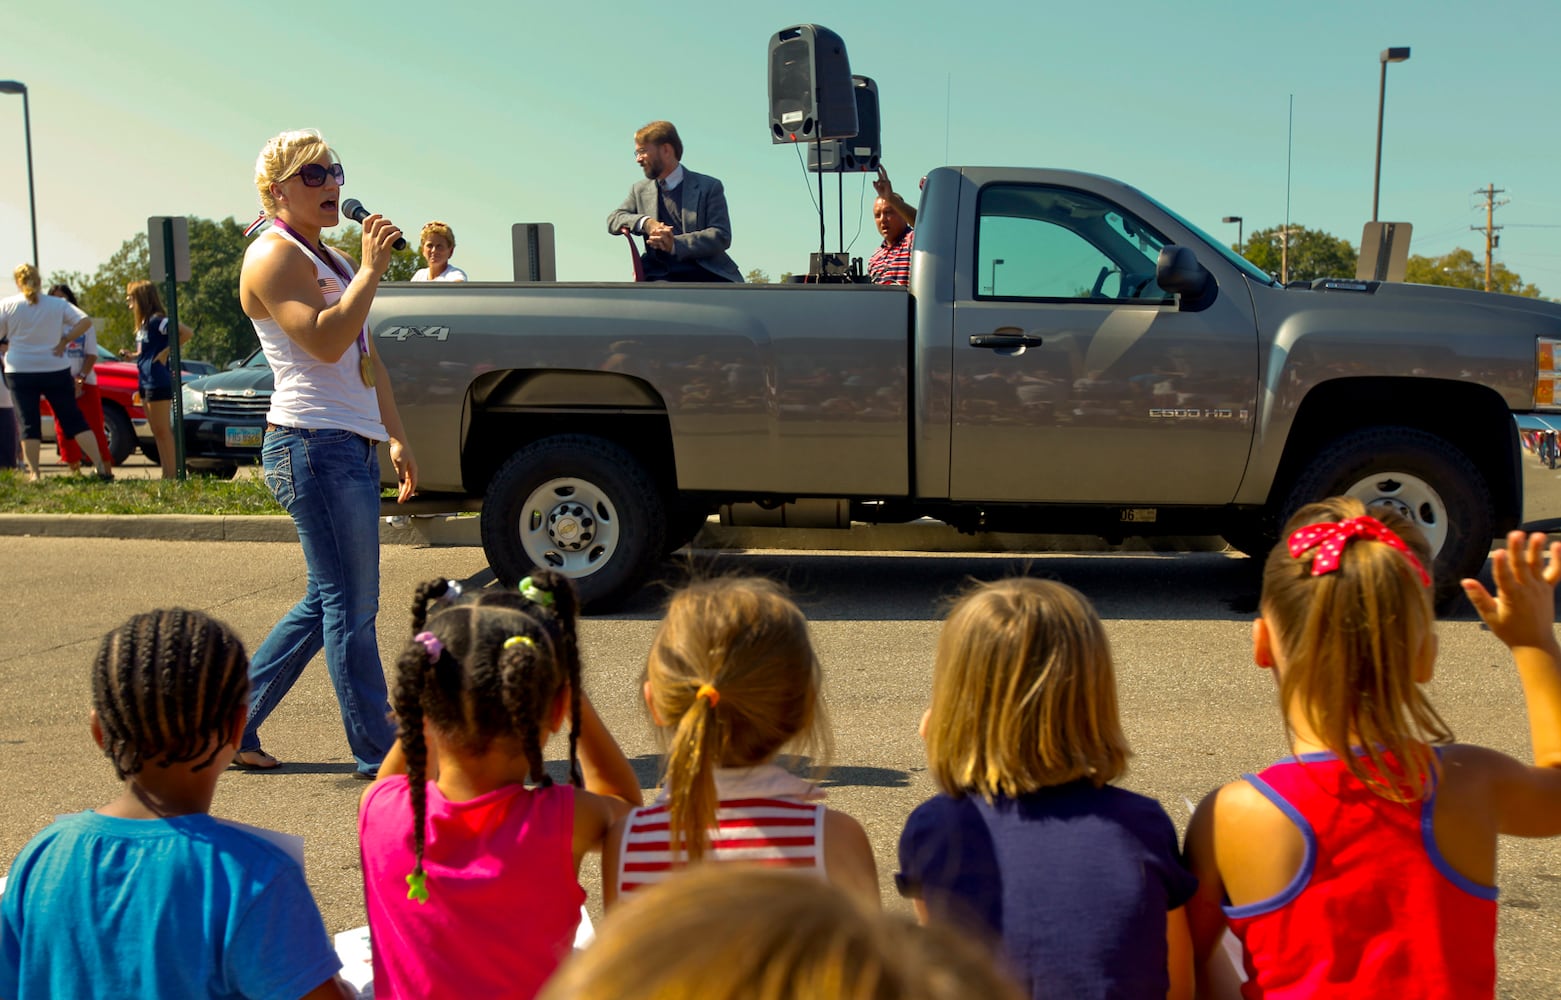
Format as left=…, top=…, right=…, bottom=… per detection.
left=481, top=435, right=666, bottom=612
left=140, top=439, right=159, bottom=465
left=663, top=503, right=713, bottom=555
left=102, top=404, right=135, bottom=466
left=1283, top=427, right=1493, bottom=606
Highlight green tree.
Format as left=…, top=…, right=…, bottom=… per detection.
left=1404, top=247, right=1541, bottom=297
left=745, top=268, right=771, bottom=284
left=1241, top=225, right=1358, bottom=282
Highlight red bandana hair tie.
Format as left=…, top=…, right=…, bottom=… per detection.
left=1287, top=515, right=1431, bottom=588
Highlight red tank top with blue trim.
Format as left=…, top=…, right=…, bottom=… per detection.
left=1224, top=750, right=1497, bottom=999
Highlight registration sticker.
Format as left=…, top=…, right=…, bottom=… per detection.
left=226, top=426, right=264, bottom=448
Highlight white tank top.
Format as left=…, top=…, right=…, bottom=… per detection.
left=252, top=227, right=387, bottom=440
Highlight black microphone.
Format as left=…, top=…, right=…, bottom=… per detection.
left=340, top=198, right=407, bottom=250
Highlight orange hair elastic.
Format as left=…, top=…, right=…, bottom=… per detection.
left=695, top=683, right=721, bottom=707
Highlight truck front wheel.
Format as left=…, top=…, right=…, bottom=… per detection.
left=1283, top=427, right=1493, bottom=605
left=481, top=435, right=666, bottom=611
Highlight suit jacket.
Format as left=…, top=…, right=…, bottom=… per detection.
left=606, top=168, right=743, bottom=283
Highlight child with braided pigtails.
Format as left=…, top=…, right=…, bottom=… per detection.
left=603, top=576, right=879, bottom=908
left=357, top=571, right=641, bottom=1000
left=0, top=610, right=350, bottom=1000
left=1185, top=498, right=1561, bottom=998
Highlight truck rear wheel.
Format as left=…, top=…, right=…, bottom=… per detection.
left=1282, top=427, right=1493, bottom=606
left=481, top=435, right=666, bottom=611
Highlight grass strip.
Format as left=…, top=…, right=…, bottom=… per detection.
left=0, top=470, right=286, bottom=515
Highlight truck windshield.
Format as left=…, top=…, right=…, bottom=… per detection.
left=1139, top=192, right=1281, bottom=288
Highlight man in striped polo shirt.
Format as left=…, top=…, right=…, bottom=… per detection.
left=867, top=166, right=916, bottom=285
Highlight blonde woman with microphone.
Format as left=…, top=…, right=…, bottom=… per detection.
left=236, top=128, right=418, bottom=777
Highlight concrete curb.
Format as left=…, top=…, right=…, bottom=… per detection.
left=0, top=512, right=1235, bottom=554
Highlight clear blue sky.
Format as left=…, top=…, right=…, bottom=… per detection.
left=2, top=0, right=1557, bottom=294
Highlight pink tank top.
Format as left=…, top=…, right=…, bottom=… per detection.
left=359, top=776, right=583, bottom=999
left=615, top=764, right=827, bottom=897
left=1225, top=751, right=1497, bottom=999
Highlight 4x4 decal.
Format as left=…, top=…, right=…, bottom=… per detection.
left=379, top=325, right=450, bottom=342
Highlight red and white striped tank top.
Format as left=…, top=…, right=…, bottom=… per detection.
left=614, top=765, right=828, bottom=897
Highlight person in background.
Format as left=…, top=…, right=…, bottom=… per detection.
left=0, top=342, right=16, bottom=470
left=0, top=609, right=352, bottom=1000
left=410, top=221, right=467, bottom=282
left=126, top=280, right=193, bottom=479
left=868, top=165, right=916, bottom=286
left=0, top=263, right=112, bottom=482
left=47, top=284, right=112, bottom=475
left=539, top=867, right=1026, bottom=1000
left=607, top=120, right=743, bottom=283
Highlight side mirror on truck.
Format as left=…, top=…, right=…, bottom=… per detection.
left=1156, top=246, right=1216, bottom=311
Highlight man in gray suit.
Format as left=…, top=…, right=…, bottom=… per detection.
left=607, top=121, right=743, bottom=283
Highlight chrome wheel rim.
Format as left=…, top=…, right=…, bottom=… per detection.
left=519, top=477, right=619, bottom=579
left=1341, top=471, right=1448, bottom=557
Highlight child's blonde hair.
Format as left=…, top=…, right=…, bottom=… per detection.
left=926, top=577, right=1129, bottom=799
left=645, top=577, right=828, bottom=860
left=1261, top=496, right=1452, bottom=801
left=539, top=867, right=1025, bottom=1000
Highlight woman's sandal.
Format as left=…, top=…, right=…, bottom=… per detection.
left=232, top=749, right=282, bottom=771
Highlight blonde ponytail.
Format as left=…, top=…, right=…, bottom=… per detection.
left=13, top=263, right=40, bottom=304
left=664, top=689, right=724, bottom=860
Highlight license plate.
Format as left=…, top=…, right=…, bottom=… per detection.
left=226, top=426, right=264, bottom=448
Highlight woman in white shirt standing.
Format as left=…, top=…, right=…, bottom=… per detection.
left=0, top=264, right=112, bottom=481
left=235, top=129, right=418, bottom=777
left=409, top=221, right=467, bottom=282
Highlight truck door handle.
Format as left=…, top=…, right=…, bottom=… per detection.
left=969, top=328, right=1044, bottom=349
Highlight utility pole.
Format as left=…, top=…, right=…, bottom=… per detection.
left=1472, top=184, right=1507, bottom=292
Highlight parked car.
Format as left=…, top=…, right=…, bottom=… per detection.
left=179, top=349, right=274, bottom=477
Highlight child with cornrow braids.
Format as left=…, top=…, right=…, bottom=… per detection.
left=358, top=570, right=641, bottom=999
left=0, top=609, right=350, bottom=1000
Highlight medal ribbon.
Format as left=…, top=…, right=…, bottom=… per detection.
left=270, top=218, right=371, bottom=360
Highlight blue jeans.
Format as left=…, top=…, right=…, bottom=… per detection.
left=243, top=427, right=394, bottom=775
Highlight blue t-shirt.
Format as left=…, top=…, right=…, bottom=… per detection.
left=897, top=782, right=1197, bottom=1000
left=0, top=811, right=340, bottom=1000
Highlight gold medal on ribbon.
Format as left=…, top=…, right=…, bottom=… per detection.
left=360, top=351, right=376, bottom=388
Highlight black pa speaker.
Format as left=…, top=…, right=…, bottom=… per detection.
left=807, top=76, right=881, bottom=173
left=768, top=24, right=858, bottom=144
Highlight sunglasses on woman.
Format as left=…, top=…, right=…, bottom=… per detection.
left=290, top=163, right=345, bottom=187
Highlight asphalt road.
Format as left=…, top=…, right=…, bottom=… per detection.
left=3, top=536, right=1559, bottom=997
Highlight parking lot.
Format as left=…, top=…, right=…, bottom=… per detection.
left=3, top=508, right=1560, bottom=995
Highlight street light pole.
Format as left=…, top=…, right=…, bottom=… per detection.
left=1372, top=47, right=1411, bottom=223
left=991, top=258, right=1005, bottom=295
left=0, top=81, right=37, bottom=268
left=1221, top=216, right=1244, bottom=255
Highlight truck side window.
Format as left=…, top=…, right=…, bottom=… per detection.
left=976, top=184, right=1173, bottom=303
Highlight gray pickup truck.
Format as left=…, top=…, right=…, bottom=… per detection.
left=370, top=166, right=1561, bottom=609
